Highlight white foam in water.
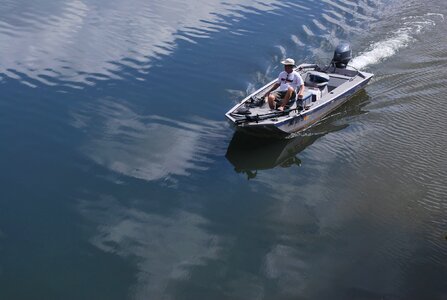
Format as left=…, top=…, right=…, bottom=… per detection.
left=350, top=30, right=413, bottom=70
left=350, top=13, right=444, bottom=70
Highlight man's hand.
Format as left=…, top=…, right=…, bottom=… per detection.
left=297, top=94, right=304, bottom=99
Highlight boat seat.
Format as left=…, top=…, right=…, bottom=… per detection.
left=296, top=90, right=314, bottom=109
left=305, top=71, right=330, bottom=89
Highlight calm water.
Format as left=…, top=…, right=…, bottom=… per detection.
left=1, top=0, right=446, bottom=299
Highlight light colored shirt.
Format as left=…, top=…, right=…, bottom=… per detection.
left=276, top=70, right=303, bottom=92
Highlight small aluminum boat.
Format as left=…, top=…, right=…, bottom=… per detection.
left=225, top=43, right=373, bottom=138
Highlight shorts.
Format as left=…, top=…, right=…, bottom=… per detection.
left=271, top=90, right=296, bottom=107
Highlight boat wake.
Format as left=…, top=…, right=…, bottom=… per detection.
left=350, top=13, right=444, bottom=70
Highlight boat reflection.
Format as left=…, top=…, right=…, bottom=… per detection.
left=226, top=90, right=370, bottom=179
left=226, top=131, right=325, bottom=179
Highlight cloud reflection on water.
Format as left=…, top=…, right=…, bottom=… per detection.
left=79, top=196, right=221, bottom=300
left=0, top=0, right=276, bottom=87
left=71, top=97, right=226, bottom=185
left=72, top=93, right=230, bottom=298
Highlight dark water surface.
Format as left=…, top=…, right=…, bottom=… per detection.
left=1, top=0, right=447, bottom=299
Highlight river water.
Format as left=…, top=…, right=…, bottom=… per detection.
left=1, top=0, right=446, bottom=299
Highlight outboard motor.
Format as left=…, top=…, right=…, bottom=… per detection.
left=332, top=42, right=352, bottom=68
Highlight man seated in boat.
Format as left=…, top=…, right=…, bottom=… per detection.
left=263, top=58, right=305, bottom=111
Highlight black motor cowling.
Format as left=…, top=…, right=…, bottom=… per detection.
left=332, top=42, right=352, bottom=68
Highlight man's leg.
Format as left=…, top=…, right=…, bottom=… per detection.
left=268, top=94, right=276, bottom=109
left=280, top=87, right=295, bottom=108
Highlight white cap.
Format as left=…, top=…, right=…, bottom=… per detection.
left=281, top=58, right=295, bottom=66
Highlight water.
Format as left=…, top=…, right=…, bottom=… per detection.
left=1, top=0, right=446, bottom=299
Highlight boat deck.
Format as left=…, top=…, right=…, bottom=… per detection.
left=236, top=69, right=354, bottom=123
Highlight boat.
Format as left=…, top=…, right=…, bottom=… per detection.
left=225, top=43, right=374, bottom=138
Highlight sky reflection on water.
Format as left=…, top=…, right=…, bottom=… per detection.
left=0, top=0, right=277, bottom=87
left=79, top=195, right=221, bottom=300
left=71, top=97, right=226, bottom=185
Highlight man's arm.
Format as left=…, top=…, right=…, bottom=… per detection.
left=263, top=83, right=280, bottom=98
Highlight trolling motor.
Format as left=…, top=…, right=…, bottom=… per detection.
left=331, top=42, right=352, bottom=69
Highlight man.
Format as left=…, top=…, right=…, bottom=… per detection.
left=263, top=58, right=304, bottom=111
